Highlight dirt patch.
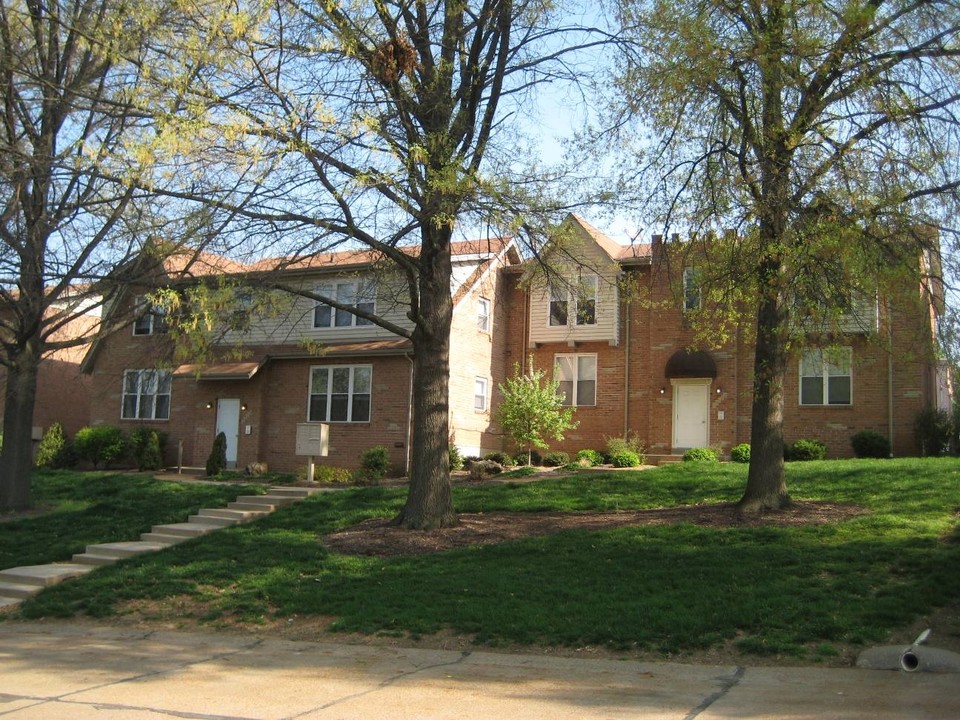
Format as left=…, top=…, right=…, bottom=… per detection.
left=323, top=501, right=866, bottom=557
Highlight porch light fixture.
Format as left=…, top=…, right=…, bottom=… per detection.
left=715, top=387, right=722, bottom=395
left=241, top=403, right=248, bottom=411
left=205, top=402, right=213, bottom=409
left=659, top=387, right=666, bottom=395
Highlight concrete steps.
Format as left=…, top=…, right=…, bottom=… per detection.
left=2, top=486, right=319, bottom=610
left=0, top=564, right=95, bottom=601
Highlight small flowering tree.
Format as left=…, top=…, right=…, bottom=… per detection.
left=497, top=359, right=578, bottom=466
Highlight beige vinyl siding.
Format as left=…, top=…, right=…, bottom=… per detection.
left=222, top=275, right=413, bottom=346
left=528, top=270, right=620, bottom=346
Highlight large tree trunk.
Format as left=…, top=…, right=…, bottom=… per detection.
left=0, top=347, right=40, bottom=511
left=739, top=261, right=791, bottom=513
left=395, top=226, right=457, bottom=529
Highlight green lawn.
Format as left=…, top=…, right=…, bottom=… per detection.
left=0, top=470, right=264, bottom=568
left=7, top=460, right=960, bottom=661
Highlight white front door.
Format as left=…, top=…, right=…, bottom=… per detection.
left=673, top=381, right=710, bottom=450
left=216, top=398, right=241, bottom=469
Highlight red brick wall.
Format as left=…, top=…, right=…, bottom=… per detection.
left=499, top=249, right=942, bottom=460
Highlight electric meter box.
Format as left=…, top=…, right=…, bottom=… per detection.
left=295, top=423, right=329, bottom=456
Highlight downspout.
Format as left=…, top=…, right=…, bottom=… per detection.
left=405, top=353, right=414, bottom=475
left=522, top=287, right=530, bottom=374
left=624, top=296, right=631, bottom=438
left=887, top=300, right=895, bottom=456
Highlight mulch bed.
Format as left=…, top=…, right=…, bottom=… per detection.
left=323, top=501, right=865, bottom=557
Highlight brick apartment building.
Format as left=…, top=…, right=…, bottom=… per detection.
left=78, top=216, right=950, bottom=472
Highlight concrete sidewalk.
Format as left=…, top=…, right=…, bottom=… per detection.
left=0, top=622, right=956, bottom=719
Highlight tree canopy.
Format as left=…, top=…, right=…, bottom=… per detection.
left=612, top=0, right=960, bottom=509
left=146, top=0, right=607, bottom=528
left=0, top=0, right=216, bottom=509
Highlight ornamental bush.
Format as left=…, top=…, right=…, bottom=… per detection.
left=575, top=449, right=604, bottom=466
left=205, top=432, right=228, bottom=476
left=683, top=447, right=719, bottom=462
left=610, top=450, right=641, bottom=468
left=604, top=434, right=646, bottom=465
left=484, top=451, right=515, bottom=467
left=359, top=445, right=391, bottom=481
left=543, top=451, right=570, bottom=467
left=130, top=428, right=168, bottom=471
left=35, top=422, right=74, bottom=469
left=449, top=444, right=465, bottom=471
left=730, top=443, right=751, bottom=464
left=74, top=425, right=127, bottom=469
left=913, top=408, right=952, bottom=456
left=789, top=439, right=827, bottom=461
left=850, top=430, right=891, bottom=459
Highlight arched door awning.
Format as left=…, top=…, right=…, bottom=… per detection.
left=665, top=350, right=717, bottom=379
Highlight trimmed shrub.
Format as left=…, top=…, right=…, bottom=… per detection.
left=543, top=451, right=570, bottom=467
left=605, top=434, right=646, bottom=465
left=790, top=439, right=827, bottom=461
left=449, top=444, right=464, bottom=471
left=303, top=465, right=353, bottom=484
left=512, top=450, right=542, bottom=466
left=730, top=443, right=751, bottom=464
left=484, top=451, right=515, bottom=467
left=359, top=445, right=391, bottom=482
left=205, top=432, right=228, bottom=476
left=74, top=425, right=127, bottom=469
left=130, top=428, right=168, bottom=471
left=610, top=450, right=641, bottom=468
left=575, top=449, right=604, bottom=466
left=683, top=447, right=719, bottom=463
left=850, top=430, right=891, bottom=459
left=35, top=422, right=74, bottom=469
left=913, top=408, right=952, bottom=456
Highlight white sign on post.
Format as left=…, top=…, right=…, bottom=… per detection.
left=295, top=423, right=329, bottom=483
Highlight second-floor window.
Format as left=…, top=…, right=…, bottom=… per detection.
left=309, top=365, right=372, bottom=422
left=548, top=275, right=598, bottom=327
left=683, top=268, right=701, bottom=312
left=800, top=348, right=852, bottom=406
left=477, top=297, right=491, bottom=332
left=121, top=369, right=172, bottom=420
left=313, top=280, right=375, bottom=328
left=133, top=296, right=168, bottom=335
left=474, top=377, right=488, bottom=411
left=555, top=353, right=597, bottom=406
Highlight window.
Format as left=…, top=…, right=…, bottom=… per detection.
left=121, top=370, right=172, bottom=420
left=683, top=268, right=701, bottom=312
left=477, top=298, right=490, bottom=332
left=555, top=354, right=597, bottom=406
left=309, top=365, right=371, bottom=422
left=548, top=284, right=568, bottom=326
left=313, top=280, right=375, bottom=328
left=548, top=275, right=598, bottom=327
left=474, top=377, right=488, bottom=411
left=800, top=348, right=852, bottom=405
left=576, top=275, right=597, bottom=325
left=133, top=296, right=168, bottom=335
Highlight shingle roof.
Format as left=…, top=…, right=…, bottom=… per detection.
left=567, top=214, right=652, bottom=263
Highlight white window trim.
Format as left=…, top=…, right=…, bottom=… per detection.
left=546, top=275, right=599, bottom=328
left=121, top=369, right=172, bottom=420
left=799, top=347, right=853, bottom=406
left=474, top=376, right=488, bottom=412
left=554, top=352, right=598, bottom=407
left=477, top=297, right=491, bottom=333
left=308, top=364, right=373, bottom=423
left=313, top=280, right=376, bottom=329
left=132, top=296, right=167, bottom=336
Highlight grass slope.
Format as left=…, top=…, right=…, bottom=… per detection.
left=10, top=460, right=960, bottom=660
